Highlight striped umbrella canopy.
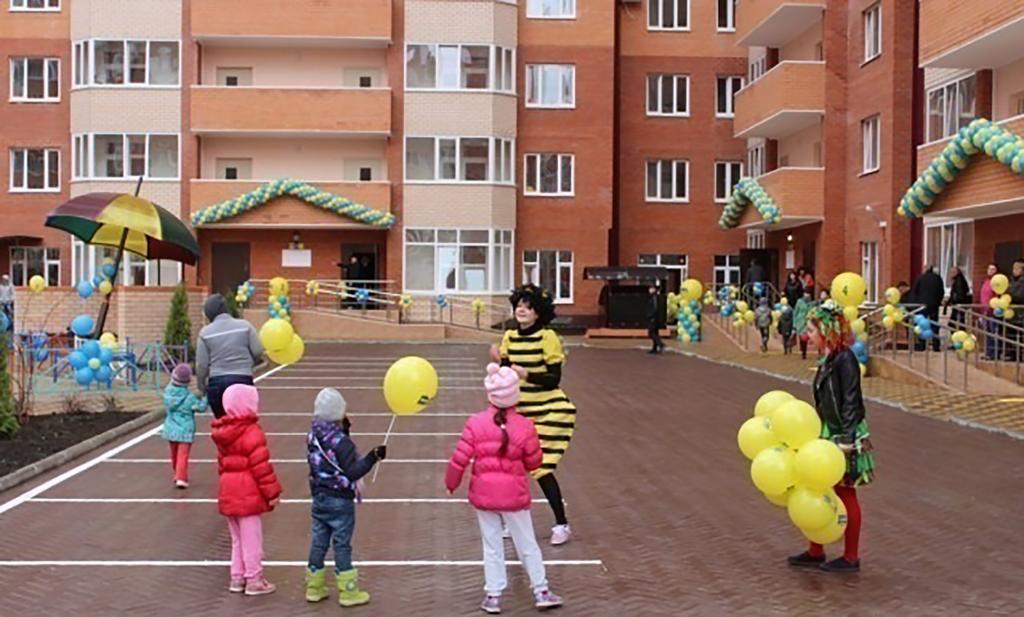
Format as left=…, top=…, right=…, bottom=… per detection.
left=45, top=192, right=200, bottom=264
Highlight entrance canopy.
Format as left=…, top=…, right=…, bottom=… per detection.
left=584, top=266, right=669, bottom=284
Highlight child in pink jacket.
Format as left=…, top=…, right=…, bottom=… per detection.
left=446, top=363, right=564, bottom=614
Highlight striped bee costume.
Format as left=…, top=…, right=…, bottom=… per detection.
left=499, top=323, right=576, bottom=479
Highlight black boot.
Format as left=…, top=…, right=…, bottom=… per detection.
left=787, top=552, right=825, bottom=568
left=820, top=557, right=860, bottom=573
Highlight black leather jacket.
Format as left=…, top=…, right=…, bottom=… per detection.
left=812, top=349, right=865, bottom=445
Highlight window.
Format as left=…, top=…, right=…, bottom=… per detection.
left=714, top=254, right=740, bottom=287
left=649, top=0, right=689, bottom=31
left=75, top=40, right=180, bottom=87
left=716, top=76, right=744, bottom=117
left=404, top=228, right=513, bottom=294
left=10, top=148, right=59, bottom=192
left=74, top=134, right=179, bottom=180
left=925, top=221, right=974, bottom=294
left=524, top=154, right=573, bottom=196
left=861, top=115, right=880, bottom=173
left=72, top=238, right=180, bottom=287
left=10, top=0, right=60, bottom=10
left=528, top=0, right=574, bottom=18
left=646, top=160, right=688, bottom=202
left=216, top=158, right=251, bottom=180
left=863, top=3, right=881, bottom=63
left=717, top=0, right=735, bottom=31
left=526, top=64, right=574, bottom=108
left=926, top=75, right=976, bottom=142
left=749, top=55, right=766, bottom=83
left=404, top=137, right=514, bottom=184
left=646, top=74, right=689, bottom=116
left=9, top=57, right=59, bottom=101
left=747, top=143, right=765, bottom=177
left=860, top=241, right=879, bottom=304
left=405, top=44, right=514, bottom=93
left=639, top=253, right=687, bottom=292
left=746, top=230, right=766, bottom=249
left=9, top=247, right=60, bottom=287
left=523, top=250, right=573, bottom=303
left=715, top=161, right=743, bottom=202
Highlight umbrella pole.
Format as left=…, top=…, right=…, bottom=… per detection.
left=92, top=178, right=141, bottom=338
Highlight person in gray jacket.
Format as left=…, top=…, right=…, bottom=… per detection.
left=197, top=294, right=265, bottom=418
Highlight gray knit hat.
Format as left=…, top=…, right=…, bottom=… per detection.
left=314, top=388, right=347, bottom=422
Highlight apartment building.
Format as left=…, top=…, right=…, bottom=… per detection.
left=912, top=0, right=1024, bottom=289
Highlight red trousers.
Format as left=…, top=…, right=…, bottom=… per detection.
left=808, top=485, right=861, bottom=561
left=169, top=442, right=192, bottom=483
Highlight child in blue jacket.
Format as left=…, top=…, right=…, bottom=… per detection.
left=162, top=363, right=207, bottom=488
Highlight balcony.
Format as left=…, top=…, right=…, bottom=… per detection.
left=740, top=167, right=824, bottom=229
left=190, top=180, right=391, bottom=228
left=733, top=61, right=824, bottom=139
left=736, top=0, right=825, bottom=47
left=921, top=0, right=1024, bottom=68
left=191, top=0, right=391, bottom=46
left=913, top=116, right=1024, bottom=219
left=190, top=87, right=391, bottom=136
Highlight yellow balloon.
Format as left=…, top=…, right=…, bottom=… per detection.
left=991, top=273, right=1009, bottom=295
left=850, top=319, right=866, bottom=335
left=859, top=362, right=867, bottom=377
left=99, top=332, right=118, bottom=348
left=259, top=318, right=294, bottom=352
left=743, top=310, right=755, bottom=323
left=883, top=303, right=895, bottom=317
left=771, top=400, right=821, bottom=449
left=764, top=489, right=792, bottom=508
left=998, top=294, right=1012, bottom=310
left=736, top=301, right=749, bottom=314
left=951, top=330, right=969, bottom=344
left=1003, top=308, right=1015, bottom=321
left=893, top=309, right=905, bottom=324
left=681, top=333, right=692, bottom=343
left=755, top=390, right=794, bottom=418
left=383, top=356, right=439, bottom=415
left=267, top=334, right=304, bottom=365
left=882, top=315, right=895, bottom=330
left=269, top=276, right=289, bottom=297
left=843, top=306, right=860, bottom=322
left=28, top=275, right=46, bottom=293
left=962, top=337, right=977, bottom=353
left=831, top=272, right=867, bottom=308
left=99, top=280, right=113, bottom=295
left=787, top=486, right=842, bottom=531
left=794, top=439, right=846, bottom=490
left=738, top=416, right=779, bottom=461
left=884, top=287, right=902, bottom=305
left=990, top=297, right=1002, bottom=310
left=750, top=446, right=796, bottom=496
left=679, top=279, right=703, bottom=302
left=780, top=297, right=789, bottom=306
left=800, top=498, right=848, bottom=544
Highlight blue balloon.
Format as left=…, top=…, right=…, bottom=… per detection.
left=91, top=275, right=102, bottom=288
left=34, top=348, right=49, bottom=362
left=75, top=366, right=95, bottom=385
left=81, top=340, right=101, bottom=358
left=101, top=263, right=116, bottom=278
left=95, top=365, right=113, bottom=383
left=99, top=347, right=114, bottom=364
left=76, top=280, right=94, bottom=299
left=68, top=351, right=88, bottom=369
left=71, top=314, right=94, bottom=337
left=921, top=330, right=934, bottom=340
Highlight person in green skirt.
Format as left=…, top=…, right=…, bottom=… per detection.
left=788, top=300, right=875, bottom=573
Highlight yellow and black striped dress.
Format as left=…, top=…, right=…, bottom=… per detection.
left=499, top=326, right=576, bottom=479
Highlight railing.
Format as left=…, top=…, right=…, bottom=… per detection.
left=704, top=281, right=783, bottom=351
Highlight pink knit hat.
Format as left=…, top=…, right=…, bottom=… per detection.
left=484, top=363, right=520, bottom=409
left=223, top=384, right=259, bottom=418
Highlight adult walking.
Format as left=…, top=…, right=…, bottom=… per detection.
left=0, top=274, right=14, bottom=333
left=746, top=258, right=766, bottom=286
left=1009, top=259, right=1024, bottom=361
left=978, top=264, right=999, bottom=360
left=647, top=284, right=664, bottom=354
left=945, top=266, right=972, bottom=331
left=196, top=294, right=265, bottom=418
left=783, top=271, right=802, bottom=308
left=911, top=266, right=944, bottom=351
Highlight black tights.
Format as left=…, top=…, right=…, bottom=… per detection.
left=537, top=473, right=568, bottom=526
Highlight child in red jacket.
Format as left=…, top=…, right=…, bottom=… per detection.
left=211, top=384, right=282, bottom=596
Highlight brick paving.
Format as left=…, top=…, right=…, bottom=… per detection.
left=0, top=342, right=1022, bottom=615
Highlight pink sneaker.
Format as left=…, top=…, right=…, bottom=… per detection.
left=228, top=577, right=245, bottom=593
left=550, top=524, right=572, bottom=546
left=244, top=576, right=277, bottom=596
left=534, top=589, right=563, bottom=610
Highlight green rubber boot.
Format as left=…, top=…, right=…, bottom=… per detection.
left=305, top=567, right=329, bottom=603
left=336, top=568, right=370, bottom=607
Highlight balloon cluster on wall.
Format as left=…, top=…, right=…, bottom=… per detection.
left=950, top=330, right=978, bottom=358
left=267, top=277, right=291, bottom=321
left=235, top=280, right=256, bottom=308
left=305, top=280, right=320, bottom=297
left=719, top=177, right=782, bottom=229
left=76, top=259, right=116, bottom=301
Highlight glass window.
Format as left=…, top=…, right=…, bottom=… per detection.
left=460, top=246, right=488, bottom=291
left=405, top=245, right=435, bottom=291
left=438, top=46, right=460, bottom=89
left=9, top=148, right=60, bottom=191
left=404, top=228, right=511, bottom=294
left=460, top=138, right=489, bottom=181
left=524, top=154, right=573, bottom=196
left=646, top=160, right=688, bottom=202
left=527, top=0, right=575, bottom=18
left=439, top=138, right=457, bottom=180
left=926, top=75, right=976, bottom=142
left=406, top=45, right=436, bottom=88
left=85, top=40, right=179, bottom=86
left=863, top=3, right=881, bottom=62
left=405, top=138, right=436, bottom=180
left=646, top=74, right=689, bottom=116
left=73, top=42, right=86, bottom=86
left=717, top=0, right=735, bottom=31
left=862, top=115, right=880, bottom=173
left=526, top=64, right=574, bottom=107
left=93, top=135, right=124, bottom=178
left=128, top=41, right=147, bottom=84
left=649, top=0, right=689, bottom=30
left=9, top=57, right=60, bottom=101
left=716, top=76, right=744, bottom=116
left=148, top=42, right=179, bottom=85
left=93, top=41, right=124, bottom=85
left=715, top=161, right=743, bottom=202
left=128, top=135, right=146, bottom=176
left=523, top=250, right=573, bottom=302
left=148, top=135, right=178, bottom=178
left=461, top=46, right=490, bottom=90
left=714, top=254, right=740, bottom=287
left=860, top=242, right=879, bottom=303
left=11, top=0, right=62, bottom=10
left=747, top=143, right=765, bottom=177
left=10, top=247, right=60, bottom=286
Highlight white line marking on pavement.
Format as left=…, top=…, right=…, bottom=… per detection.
left=0, top=363, right=289, bottom=517
left=28, top=498, right=549, bottom=504
left=0, top=559, right=604, bottom=567
left=104, top=458, right=448, bottom=464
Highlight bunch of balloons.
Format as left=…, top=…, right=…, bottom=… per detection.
left=75, top=264, right=115, bottom=300
left=305, top=280, right=320, bottom=297
left=730, top=300, right=754, bottom=329
left=268, top=293, right=292, bottom=321
left=752, top=281, right=765, bottom=297
left=259, top=318, right=305, bottom=365
left=737, top=390, right=849, bottom=544
left=702, top=290, right=716, bottom=306
left=235, top=281, right=255, bottom=307
left=383, top=356, right=439, bottom=415
left=354, top=288, right=371, bottom=305
left=400, top=294, right=414, bottom=310
left=912, top=313, right=936, bottom=341
left=951, top=330, right=978, bottom=359
left=880, top=287, right=906, bottom=331
left=676, top=299, right=702, bottom=344
left=68, top=339, right=115, bottom=387
left=471, top=298, right=486, bottom=315
left=436, top=294, right=448, bottom=309
left=989, top=274, right=1015, bottom=320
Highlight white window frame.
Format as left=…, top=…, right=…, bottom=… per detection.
left=404, top=43, right=515, bottom=94
left=646, top=74, right=690, bottom=117
left=746, top=230, right=766, bottom=249
left=403, top=228, right=514, bottom=295
left=714, top=254, right=741, bottom=287
left=648, top=0, right=690, bottom=31
left=863, top=3, right=881, bottom=63
left=716, top=75, right=744, bottom=118
left=747, top=142, right=765, bottom=177
left=9, top=57, right=60, bottom=102
left=715, top=161, right=743, bottom=203
left=9, top=0, right=60, bottom=11
left=861, top=114, right=880, bottom=174
left=72, top=133, right=181, bottom=181
left=9, top=148, right=60, bottom=192
left=525, top=64, right=575, bottom=109
left=523, top=249, right=574, bottom=304
left=924, top=219, right=974, bottom=295
left=925, top=74, right=976, bottom=143
left=639, top=253, right=688, bottom=281
left=527, top=0, right=575, bottom=19
left=524, top=153, right=574, bottom=197
left=71, top=39, right=182, bottom=89
left=717, top=0, right=736, bottom=32
left=403, top=136, right=515, bottom=185
left=9, top=246, right=60, bottom=286
left=71, top=237, right=182, bottom=287
left=860, top=241, right=880, bottom=304
left=645, top=159, right=689, bottom=203
left=749, top=55, right=766, bottom=83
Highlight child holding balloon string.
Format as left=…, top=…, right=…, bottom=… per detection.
left=788, top=300, right=875, bottom=573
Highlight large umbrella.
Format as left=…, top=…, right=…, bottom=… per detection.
left=45, top=181, right=200, bottom=337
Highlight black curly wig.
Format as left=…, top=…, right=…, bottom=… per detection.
left=509, top=284, right=556, bottom=327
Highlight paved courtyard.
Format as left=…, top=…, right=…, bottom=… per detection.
left=0, top=342, right=1022, bottom=616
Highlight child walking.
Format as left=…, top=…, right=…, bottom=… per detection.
left=211, top=384, right=282, bottom=596
left=755, top=297, right=773, bottom=353
left=304, top=388, right=387, bottom=606
left=778, top=304, right=795, bottom=355
left=446, top=363, right=564, bottom=614
left=161, top=363, right=207, bottom=489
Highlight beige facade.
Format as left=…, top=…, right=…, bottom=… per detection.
left=402, top=185, right=516, bottom=229
left=70, top=0, right=182, bottom=39
left=405, top=0, right=517, bottom=47
left=70, top=90, right=181, bottom=134
left=405, top=92, right=517, bottom=137
left=199, top=47, right=390, bottom=88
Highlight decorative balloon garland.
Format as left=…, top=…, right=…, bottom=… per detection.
left=719, top=177, right=782, bottom=229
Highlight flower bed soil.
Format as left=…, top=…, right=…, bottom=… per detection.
left=0, top=412, right=144, bottom=477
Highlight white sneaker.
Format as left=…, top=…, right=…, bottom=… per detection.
left=174, top=480, right=189, bottom=489
left=550, top=524, right=572, bottom=546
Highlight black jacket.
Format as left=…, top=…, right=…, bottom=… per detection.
left=647, top=294, right=659, bottom=325
left=784, top=280, right=802, bottom=307
left=949, top=273, right=972, bottom=305
left=1009, top=275, right=1024, bottom=324
left=912, top=270, right=945, bottom=311
left=812, top=349, right=865, bottom=445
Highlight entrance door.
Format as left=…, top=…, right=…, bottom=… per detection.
left=211, top=242, right=250, bottom=297
left=739, top=248, right=779, bottom=289
left=995, top=241, right=1022, bottom=277
left=340, top=243, right=380, bottom=282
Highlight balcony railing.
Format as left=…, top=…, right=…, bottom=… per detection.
left=191, top=0, right=392, bottom=44
left=190, top=87, right=391, bottom=135
left=734, top=61, right=825, bottom=139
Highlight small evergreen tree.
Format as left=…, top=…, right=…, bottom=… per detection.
left=0, top=333, right=19, bottom=439
left=164, top=284, right=193, bottom=361
left=222, top=288, right=241, bottom=318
